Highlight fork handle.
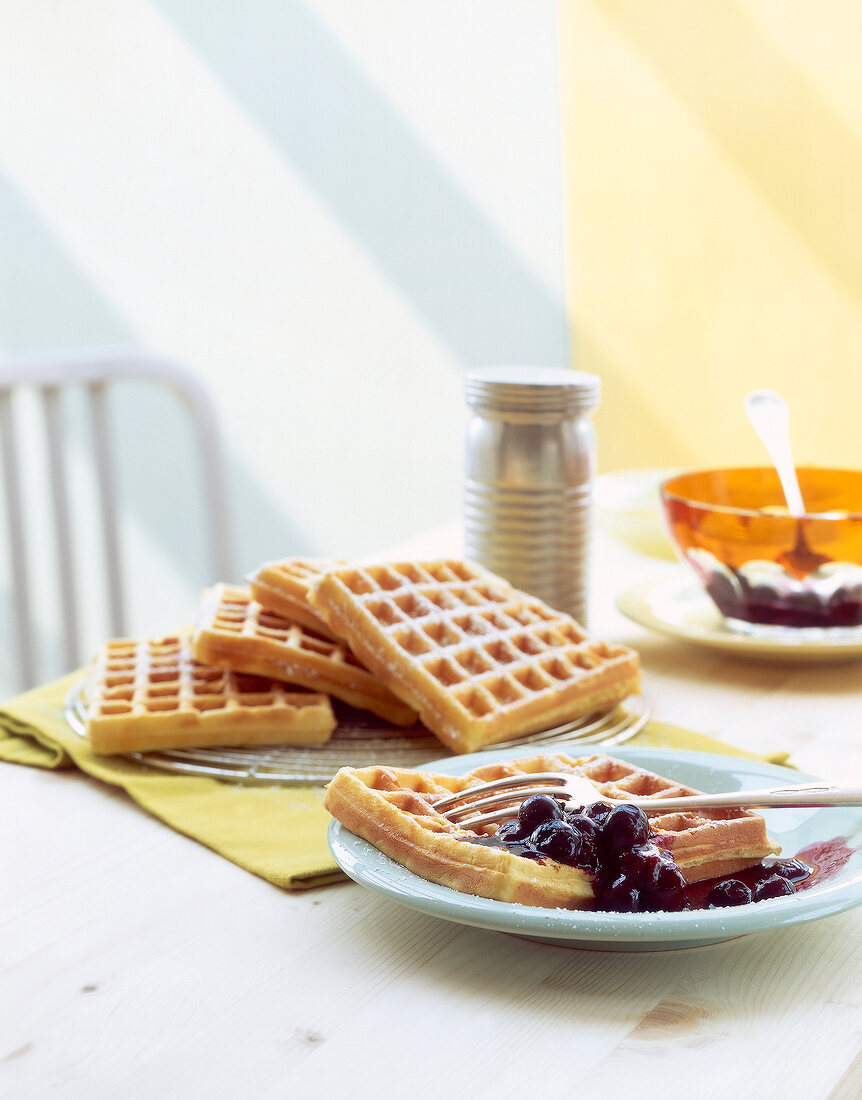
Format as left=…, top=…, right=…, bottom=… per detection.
left=632, top=783, right=862, bottom=812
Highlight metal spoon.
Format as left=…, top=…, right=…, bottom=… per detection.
left=744, top=388, right=806, bottom=516
left=744, top=389, right=828, bottom=573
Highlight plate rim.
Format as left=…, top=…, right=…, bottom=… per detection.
left=617, top=570, right=862, bottom=659
left=327, top=746, right=862, bottom=946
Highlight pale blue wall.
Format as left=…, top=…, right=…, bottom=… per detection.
left=0, top=0, right=568, bottom=692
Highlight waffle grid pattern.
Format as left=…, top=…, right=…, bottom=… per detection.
left=310, top=560, right=640, bottom=751
left=247, top=557, right=343, bottom=637
left=481, top=753, right=777, bottom=874
left=193, top=584, right=418, bottom=726
left=86, top=634, right=336, bottom=753
left=324, top=752, right=779, bottom=907
left=324, top=754, right=596, bottom=908
left=207, top=585, right=364, bottom=667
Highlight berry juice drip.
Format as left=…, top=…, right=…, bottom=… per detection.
left=463, top=796, right=848, bottom=913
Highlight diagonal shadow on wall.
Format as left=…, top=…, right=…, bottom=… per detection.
left=596, top=0, right=862, bottom=307
left=153, top=0, right=569, bottom=369
left=0, top=167, right=316, bottom=639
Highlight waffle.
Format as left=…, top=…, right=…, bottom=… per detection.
left=308, top=560, right=641, bottom=754
left=192, top=583, right=418, bottom=727
left=247, top=557, right=343, bottom=639
left=569, top=753, right=780, bottom=881
left=325, top=752, right=781, bottom=909
left=86, top=634, right=336, bottom=754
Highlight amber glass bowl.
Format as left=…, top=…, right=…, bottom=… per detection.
left=660, top=467, right=862, bottom=634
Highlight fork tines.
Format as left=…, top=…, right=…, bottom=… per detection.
left=434, top=772, right=569, bottom=819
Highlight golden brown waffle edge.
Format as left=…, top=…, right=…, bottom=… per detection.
left=324, top=752, right=781, bottom=910
left=246, top=557, right=344, bottom=640
left=86, top=634, right=336, bottom=754
left=309, top=559, right=641, bottom=753
left=192, top=583, right=418, bottom=727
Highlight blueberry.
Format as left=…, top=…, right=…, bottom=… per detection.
left=600, top=804, right=651, bottom=857
left=585, top=801, right=613, bottom=824
left=597, top=873, right=641, bottom=913
left=530, top=819, right=581, bottom=863
left=566, top=813, right=600, bottom=842
left=517, top=794, right=564, bottom=834
left=563, top=816, right=600, bottom=872
left=753, top=874, right=796, bottom=902
left=655, top=860, right=686, bottom=888
left=648, top=862, right=688, bottom=910
left=707, top=879, right=752, bottom=908
left=617, top=844, right=665, bottom=886
left=770, top=858, right=809, bottom=883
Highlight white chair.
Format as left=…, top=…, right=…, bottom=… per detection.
left=0, top=349, right=233, bottom=692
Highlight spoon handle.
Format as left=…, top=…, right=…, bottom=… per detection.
left=633, top=782, right=862, bottom=812
left=744, top=388, right=806, bottom=517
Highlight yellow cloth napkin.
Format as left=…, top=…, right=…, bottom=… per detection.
left=0, top=673, right=791, bottom=890
left=0, top=673, right=343, bottom=889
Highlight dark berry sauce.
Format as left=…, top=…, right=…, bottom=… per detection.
left=464, top=797, right=689, bottom=912
left=704, top=572, right=862, bottom=630
left=794, top=837, right=854, bottom=886
left=463, top=798, right=850, bottom=913
left=696, top=561, right=862, bottom=630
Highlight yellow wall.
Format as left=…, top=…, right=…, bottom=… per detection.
left=559, top=0, right=862, bottom=474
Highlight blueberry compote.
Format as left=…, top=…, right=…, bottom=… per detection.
left=466, top=795, right=811, bottom=913
left=697, top=857, right=809, bottom=909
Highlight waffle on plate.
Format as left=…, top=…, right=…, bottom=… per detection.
left=325, top=752, right=780, bottom=910
left=309, top=560, right=641, bottom=753
left=86, top=634, right=336, bottom=754
left=192, top=583, right=418, bottom=727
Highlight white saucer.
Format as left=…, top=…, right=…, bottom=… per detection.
left=617, top=571, right=862, bottom=661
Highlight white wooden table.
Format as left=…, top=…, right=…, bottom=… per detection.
left=3, top=525, right=862, bottom=1100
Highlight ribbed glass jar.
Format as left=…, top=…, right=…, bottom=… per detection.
left=464, top=366, right=601, bottom=624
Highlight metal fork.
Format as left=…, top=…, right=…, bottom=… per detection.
left=432, top=772, right=862, bottom=830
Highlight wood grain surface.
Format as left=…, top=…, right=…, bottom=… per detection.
left=3, top=525, right=861, bottom=1099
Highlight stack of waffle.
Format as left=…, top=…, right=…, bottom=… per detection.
left=84, top=558, right=640, bottom=757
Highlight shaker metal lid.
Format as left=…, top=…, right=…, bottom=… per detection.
left=464, top=366, right=600, bottom=417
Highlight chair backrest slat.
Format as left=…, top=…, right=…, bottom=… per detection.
left=0, top=389, right=37, bottom=688
left=88, top=380, right=125, bottom=637
left=0, top=350, right=233, bottom=693
left=191, top=394, right=233, bottom=585
left=42, top=385, right=81, bottom=672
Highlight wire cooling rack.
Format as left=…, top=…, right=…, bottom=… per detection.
left=65, top=678, right=651, bottom=786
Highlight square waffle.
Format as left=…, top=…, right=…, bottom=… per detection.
left=247, top=557, right=343, bottom=639
left=568, top=753, right=780, bottom=881
left=324, top=752, right=781, bottom=909
left=192, top=583, right=418, bottom=727
left=86, top=634, right=336, bottom=754
left=309, top=560, right=641, bottom=753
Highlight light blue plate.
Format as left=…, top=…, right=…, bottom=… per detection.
left=327, top=747, right=862, bottom=951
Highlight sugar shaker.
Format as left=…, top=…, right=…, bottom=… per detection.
left=463, top=366, right=601, bottom=624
